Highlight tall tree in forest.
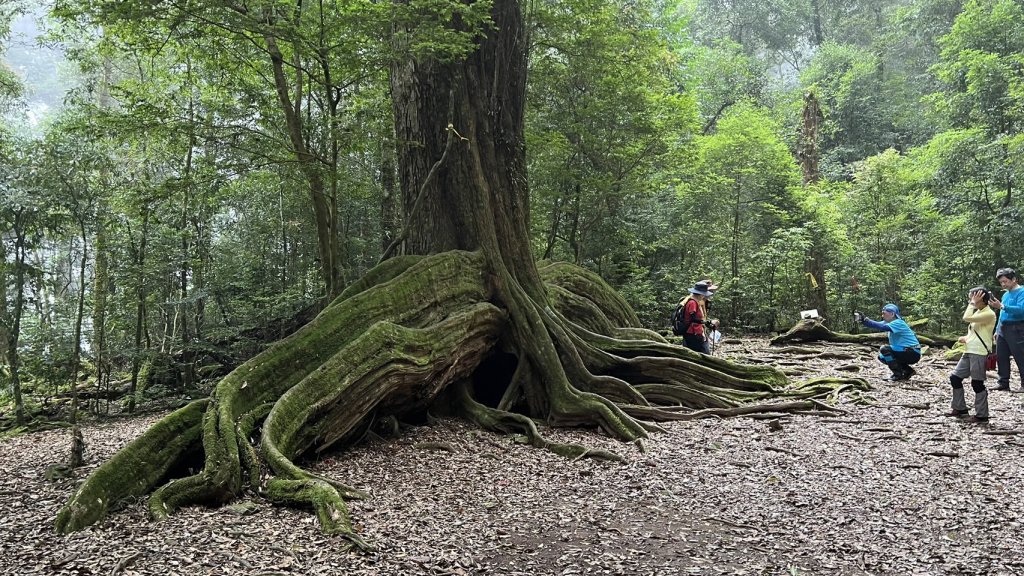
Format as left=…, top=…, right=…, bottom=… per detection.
left=56, top=0, right=859, bottom=543
left=796, top=90, right=830, bottom=317
left=0, top=202, right=30, bottom=426
left=1, top=144, right=52, bottom=426
left=690, top=104, right=801, bottom=323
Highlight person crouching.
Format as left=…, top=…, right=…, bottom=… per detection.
left=855, top=304, right=922, bottom=380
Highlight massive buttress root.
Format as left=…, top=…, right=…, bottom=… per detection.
left=57, top=251, right=863, bottom=538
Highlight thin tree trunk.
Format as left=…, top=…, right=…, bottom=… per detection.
left=128, top=210, right=150, bottom=414
left=380, top=137, right=399, bottom=253
left=6, top=210, right=28, bottom=425
left=810, top=0, right=824, bottom=46
left=69, top=218, right=89, bottom=425
left=92, top=54, right=114, bottom=414
left=92, top=217, right=109, bottom=414
left=264, top=31, right=340, bottom=300
left=542, top=195, right=563, bottom=260
left=568, top=183, right=582, bottom=265
left=179, top=70, right=196, bottom=391
left=320, top=40, right=344, bottom=286
left=0, top=228, right=7, bottom=374
left=730, top=183, right=742, bottom=322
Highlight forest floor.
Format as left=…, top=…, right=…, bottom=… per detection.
left=3, top=337, right=1024, bottom=576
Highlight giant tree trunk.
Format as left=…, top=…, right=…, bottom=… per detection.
left=57, top=0, right=860, bottom=542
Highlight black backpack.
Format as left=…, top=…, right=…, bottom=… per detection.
left=671, top=296, right=692, bottom=336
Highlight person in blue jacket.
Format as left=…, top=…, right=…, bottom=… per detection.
left=991, top=267, right=1024, bottom=391
left=854, top=303, right=922, bottom=381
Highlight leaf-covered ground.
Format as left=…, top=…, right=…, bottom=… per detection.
left=2, top=338, right=1023, bottom=576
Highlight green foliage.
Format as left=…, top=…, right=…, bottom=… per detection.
left=933, top=0, right=1024, bottom=134
left=681, top=38, right=772, bottom=133
left=688, top=104, right=801, bottom=295
left=801, top=42, right=935, bottom=178
left=526, top=0, right=699, bottom=283
left=0, top=2, right=27, bottom=110
left=392, top=0, right=493, bottom=61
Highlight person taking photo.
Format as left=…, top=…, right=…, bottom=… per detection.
left=991, top=267, right=1024, bottom=391
left=946, top=287, right=996, bottom=423
left=854, top=304, right=921, bottom=381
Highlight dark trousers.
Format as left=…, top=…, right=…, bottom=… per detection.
left=879, top=345, right=920, bottom=376
left=996, top=323, right=1024, bottom=387
left=683, top=333, right=709, bottom=354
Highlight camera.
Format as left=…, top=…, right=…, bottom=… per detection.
left=853, top=311, right=864, bottom=322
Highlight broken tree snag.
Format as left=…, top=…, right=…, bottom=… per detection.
left=770, top=319, right=953, bottom=347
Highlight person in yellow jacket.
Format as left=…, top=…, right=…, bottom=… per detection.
left=946, top=286, right=997, bottom=423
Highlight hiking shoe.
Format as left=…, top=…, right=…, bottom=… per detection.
left=944, top=409, right=970, bottom=418
left=968, top=416, right=990, bottom=425
left=904, top=367, right=917, bottom=378
left=991, top=384, right=1010, bottom=391
left=884, top=373, right=911, bottom=381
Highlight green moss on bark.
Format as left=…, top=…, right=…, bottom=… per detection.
left=539, top=261, right=640, bottom=328
left=55, top=399, right=208, bottom=533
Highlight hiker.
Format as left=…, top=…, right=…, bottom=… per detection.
left=672, top=282, right=718, bottom=354
left=947, top=287, right=996, bottom=423
left=854, top=303, right=921, bottom=380
left=991, top=267, right=1024, bottom=391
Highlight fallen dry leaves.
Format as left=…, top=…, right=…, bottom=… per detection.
left=1, top=338, right=1023, bottom=575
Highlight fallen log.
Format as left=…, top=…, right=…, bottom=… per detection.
left=770, top=319, right=956, bottom=348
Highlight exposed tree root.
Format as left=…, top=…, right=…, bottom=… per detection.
left=56, top=251, right=872, bottom=538
left=55, top=399, right=208, bottom=532
left=454, top=382, right=624, bottom=462
left=618, top=397, right=849, bottom=422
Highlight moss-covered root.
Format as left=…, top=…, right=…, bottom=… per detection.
left=258, top=303, right=505, bottom=536
left=238, top=403, right=274, bottom=492
left=619, top=398, right=846, bottom=422
left=454, top=382, right=624, bottom=462
left=330, top=255, right=424, bottom=308
left=786, top=377, right=873, bottom=404
left=144, top=250, right=492, bottom=524
left=54, top=399, right=208, bottom=534
left=265, top=477, right=371, bottom=551
left=570, top=327, right=789, bottom=393
left=538, top=260, right=641, bottom=329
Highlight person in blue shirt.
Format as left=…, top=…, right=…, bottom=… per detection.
left=990, top=267, right=1024, bottom=391
left=855, top=303, right=922, bottom=381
